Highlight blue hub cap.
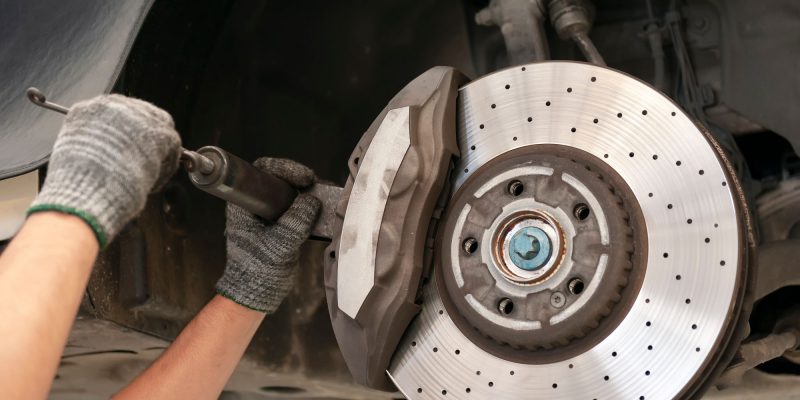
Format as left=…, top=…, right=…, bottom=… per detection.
left=509, top=226, right=553, bottom=271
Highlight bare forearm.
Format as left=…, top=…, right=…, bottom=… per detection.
left=114, top=295, right=264, bottom=399
left=0, top=212, right=98, bottom=399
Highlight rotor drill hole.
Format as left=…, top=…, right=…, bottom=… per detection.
left=470, top=145, right=476, bottom=151
left=508, top=180, right=524, bottom=196
left=642, top=110, right=648, bottom=115
left=498, top=298, right=514, bottom=315
left=480, top=124, right=485, bottom=129
left=571, top=127, right=577, bottom=133
left=591, top=76, right=597, bottom=82
left=652, top=154, right=658, bottom=160
left=568, top=278, right=585, bottom=295
left=546, top=101, right=551, bottom=106
left=527, top=116, right=533, bottom=122
left=505, top=84, right=510, bottom=90
left=617, top=112, right=623, bottom=118
left=552, top=383, right=558, bottom=388
left=463, top=237, right=478, bottom=255
left=629, top=152, right=635, bottom=158
left=573, top=203, right=591, bottom=221
left=567, top=87, right=573, bottom=93
left=491, top=103, right=496, bottom=109
left=329, top=251, right=336, bottom=259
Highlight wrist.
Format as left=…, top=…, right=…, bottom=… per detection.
left=215, top=287, right=268, bottom=313
left=27, top=204, right=107, bottom=248
left=213, top=293, right=268, bottom=319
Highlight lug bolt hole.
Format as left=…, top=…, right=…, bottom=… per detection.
left=508, top=180, right=524, bottom=196
left=573, top=203, right=591, bottom=221
left=568, top=278, right=585, bottom=295
left=462, top=237, right=478, bottom=255
left=497, top=298, right=514, bottom=315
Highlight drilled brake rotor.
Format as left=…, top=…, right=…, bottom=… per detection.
left=387, top=62, right=748, bottom=399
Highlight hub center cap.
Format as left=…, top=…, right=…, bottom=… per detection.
left=494, top=212, right=563, bottom=285
left=509, top=226, right=550, bottom=270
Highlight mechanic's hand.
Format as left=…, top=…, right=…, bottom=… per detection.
left=29, top=94, right=181, bottom=248
left=215, top=158, right=321, bottom=314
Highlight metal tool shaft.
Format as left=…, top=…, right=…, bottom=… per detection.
left=27, top=88, right=215, bottom=174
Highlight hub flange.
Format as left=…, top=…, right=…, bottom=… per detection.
left=439, top=147, right=642, bottom=354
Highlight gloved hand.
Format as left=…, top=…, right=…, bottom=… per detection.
left=28, top=94, right=181, bottom=248
left=215, top=158, right=321, bottom=314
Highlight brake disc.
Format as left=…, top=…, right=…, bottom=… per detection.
left=386, top=62, right=753, bottom=399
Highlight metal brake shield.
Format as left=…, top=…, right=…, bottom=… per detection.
left=324, top=67, right=467, bottom=390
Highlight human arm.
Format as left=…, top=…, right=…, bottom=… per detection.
left=114, top=158, right=320, bottom=399
left=112, top=295, right=263, bottom=399
left=0, top=94, right=181, bottom=399
left=0, top=212, right=98, bottom=399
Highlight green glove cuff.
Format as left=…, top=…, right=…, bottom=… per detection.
left=216, top=288, right=267, bottom=313
left=27, top=204, right=107, bottom=248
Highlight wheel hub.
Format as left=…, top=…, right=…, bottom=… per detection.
left=439, top=147, right=641, bottom=354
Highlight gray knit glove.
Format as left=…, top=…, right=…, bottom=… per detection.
left=216, top=158, right=322, bottom=313
left=29, top=94, right=181, bottom=248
